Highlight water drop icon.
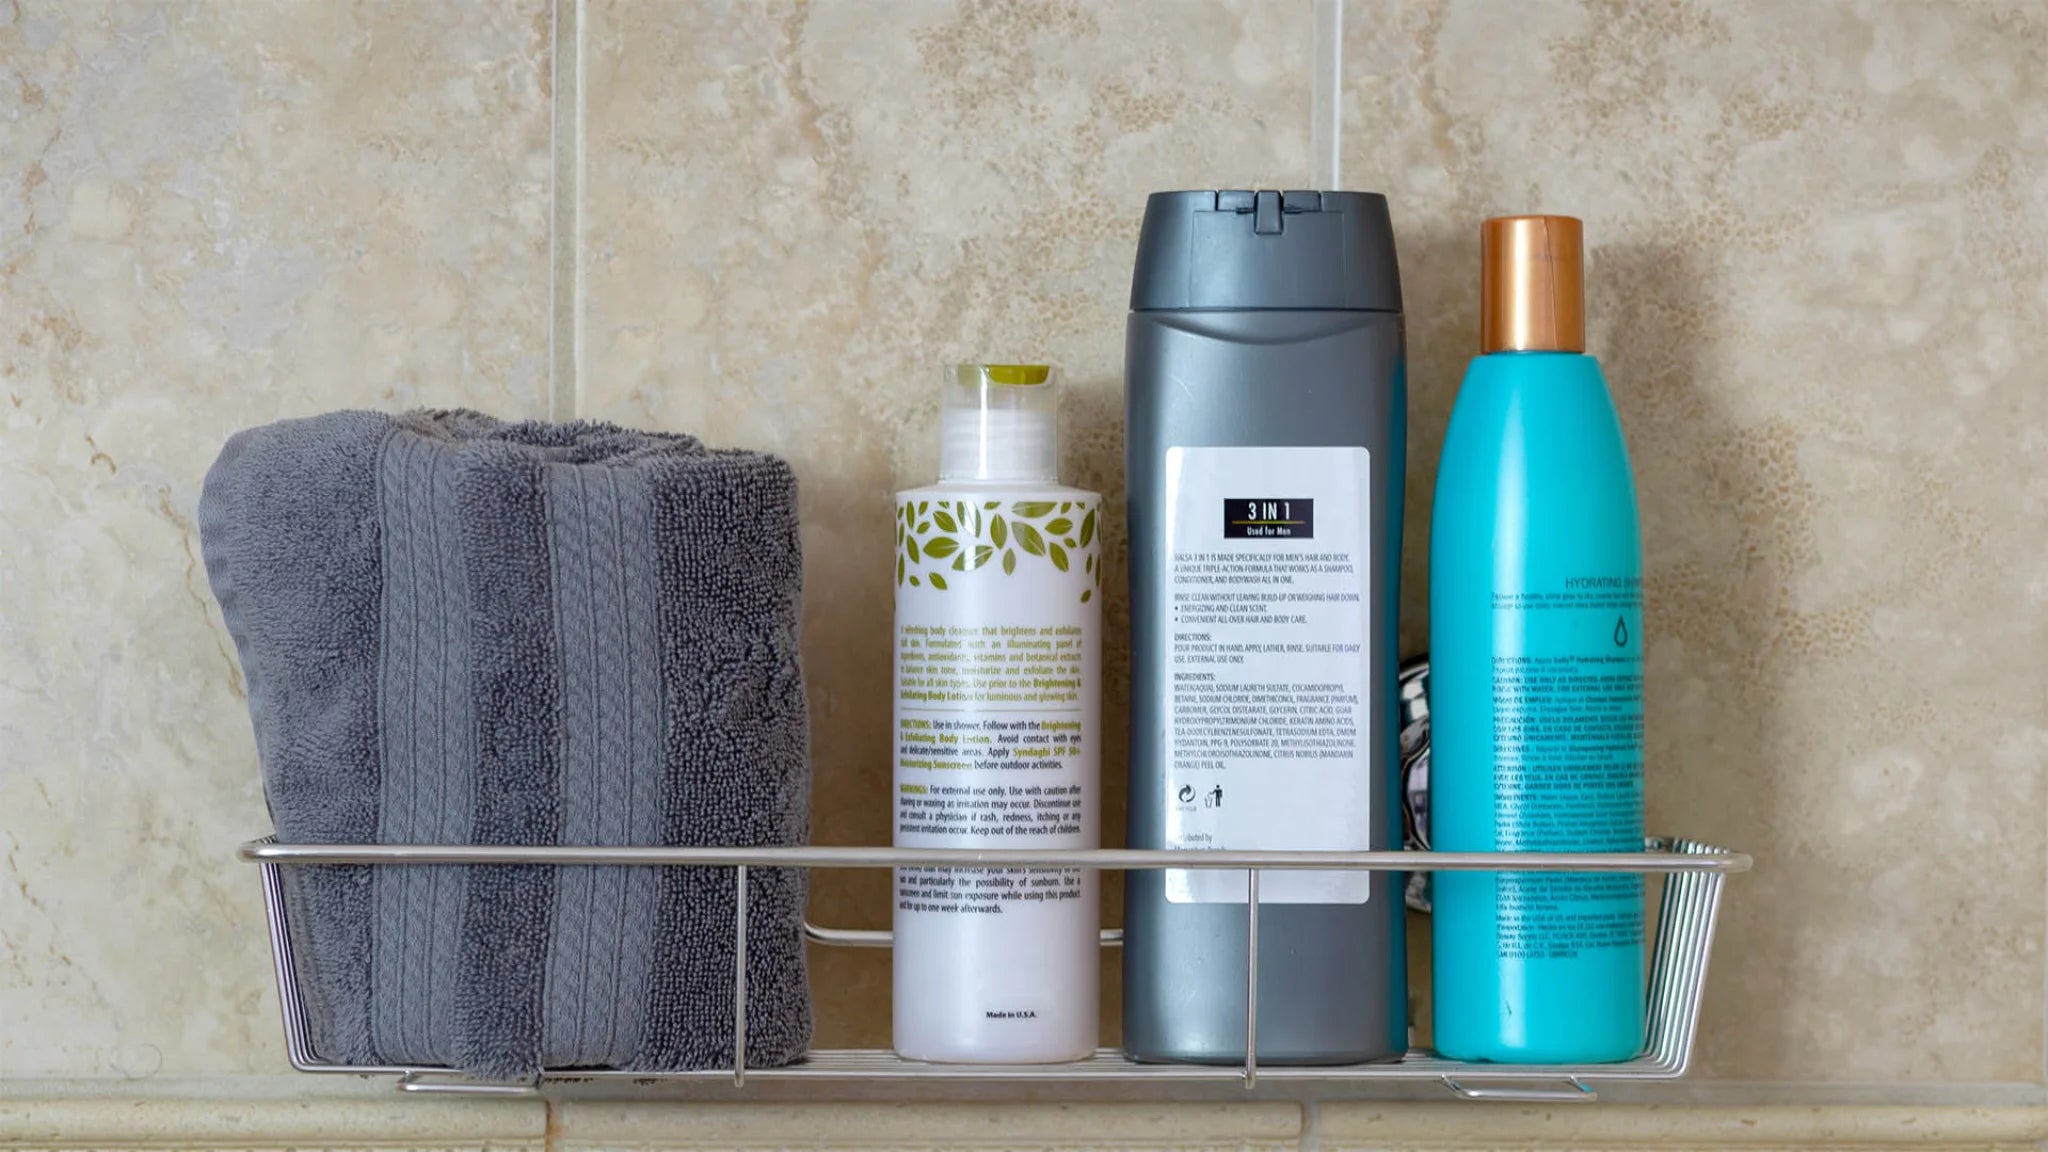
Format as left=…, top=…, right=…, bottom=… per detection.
left=1613, top=616, right=1630, bottom=647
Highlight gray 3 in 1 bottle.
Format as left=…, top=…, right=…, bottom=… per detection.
left=1123, top=190, right=1407, bottom=1064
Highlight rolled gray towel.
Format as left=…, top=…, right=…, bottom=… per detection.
left=200, top=410, right=812, bottom=1080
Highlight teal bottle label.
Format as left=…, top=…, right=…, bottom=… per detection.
left=1490, top=576, right=1643, bottom=849
left=1491, top=573, right=1644, bottom=959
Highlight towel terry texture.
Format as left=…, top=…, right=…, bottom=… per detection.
left=200, top=410, right=812, bottom=1079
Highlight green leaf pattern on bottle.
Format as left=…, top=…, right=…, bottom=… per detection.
left=897, top=495, right=1102, bottom=601
left=1014, top=521, right=1046, bottom=557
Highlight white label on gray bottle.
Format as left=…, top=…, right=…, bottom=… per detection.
left=1161, top=446, right=1372, bottom=905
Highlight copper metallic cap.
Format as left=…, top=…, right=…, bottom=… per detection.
left=1480, top=215, right=1585, bottom=354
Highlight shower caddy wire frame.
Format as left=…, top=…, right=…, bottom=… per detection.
left=239, top=838, right=1748, bottom=1102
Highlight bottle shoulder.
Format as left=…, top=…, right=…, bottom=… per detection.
left=897, top=480, right=1101, bottom=502
left=1445, top=353, right=1623, bottom=435
left=1435, top=353, right=1638, bottom=525
left=1458, top=351, right=1608, bottom=389
left=1130, top=308, right=1401, bottom=341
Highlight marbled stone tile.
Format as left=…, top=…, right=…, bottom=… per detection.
left=1315, top=1104, right=2048, bottom=1150
left=0, top=1, right=552, bottom=1075
left=0, top=1093, right=549, bottom=1150
left=581, top=0, right=1313, bottom=1050
left=555, top=1101, right=1303, bottom=1152
left=1344, top=0, right=2048, bottom=1080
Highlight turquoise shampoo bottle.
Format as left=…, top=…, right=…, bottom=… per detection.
left=1429, top=216, right=1646, bottom=1063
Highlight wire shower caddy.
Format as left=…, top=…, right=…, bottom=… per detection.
left=238, top=838, right=1746, bottom=1102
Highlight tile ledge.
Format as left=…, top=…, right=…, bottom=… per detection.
left=0, top=1089, right=2044, bottom=1151
left=1314, top=1104, right=2048, bottom=1150
left=0, top=1093, right=548, bottom=1150
left=555, top=1100, right=1304, bottom=1149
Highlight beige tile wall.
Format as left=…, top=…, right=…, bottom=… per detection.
left=1, top=0, right=2043, bottom=1092
left=0, top=1, right=552, bottom=1076
left=579, top=0, right=1311, bottom=1053
left=1341, top=1, right=2048, bottom=1081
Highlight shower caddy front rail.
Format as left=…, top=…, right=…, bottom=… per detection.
left=237, top=838, right=1749, bottom=1103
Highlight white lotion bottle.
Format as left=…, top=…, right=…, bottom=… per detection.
left=892, top=364, right=1101, bottom=1063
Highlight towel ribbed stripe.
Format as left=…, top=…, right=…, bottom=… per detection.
left=400, top=434, right=435, bottom=1062
left=371, top=432, right=481, bottom=1067
left=368, top=433, right=402, bottom=1061
left=541, top=464, right=598, bottom=1065
left=540, top=464, right=661, bottom=1067
left=372, top=431, right=426, bottom=1062
left=425, top=449, right=475, bottom=1067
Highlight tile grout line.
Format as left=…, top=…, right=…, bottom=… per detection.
left=1310, top=0, right=1343, bottom=189
left=548, top=0, right=585, bottom=423
left=573, top=0, right=587, bottom=423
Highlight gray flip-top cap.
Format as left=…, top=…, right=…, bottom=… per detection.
left=1129, top=190, right=1402, bottom=312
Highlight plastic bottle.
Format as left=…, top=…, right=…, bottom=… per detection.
left=892, top=364, right=1102, bottom=1063
left=1122, top=190, right=1408, bottom=1064
left=1429, top=215, right=1646, bottom=1063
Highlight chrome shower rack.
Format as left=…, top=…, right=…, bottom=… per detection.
left=237, top=838, right=1748, bottom=1102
